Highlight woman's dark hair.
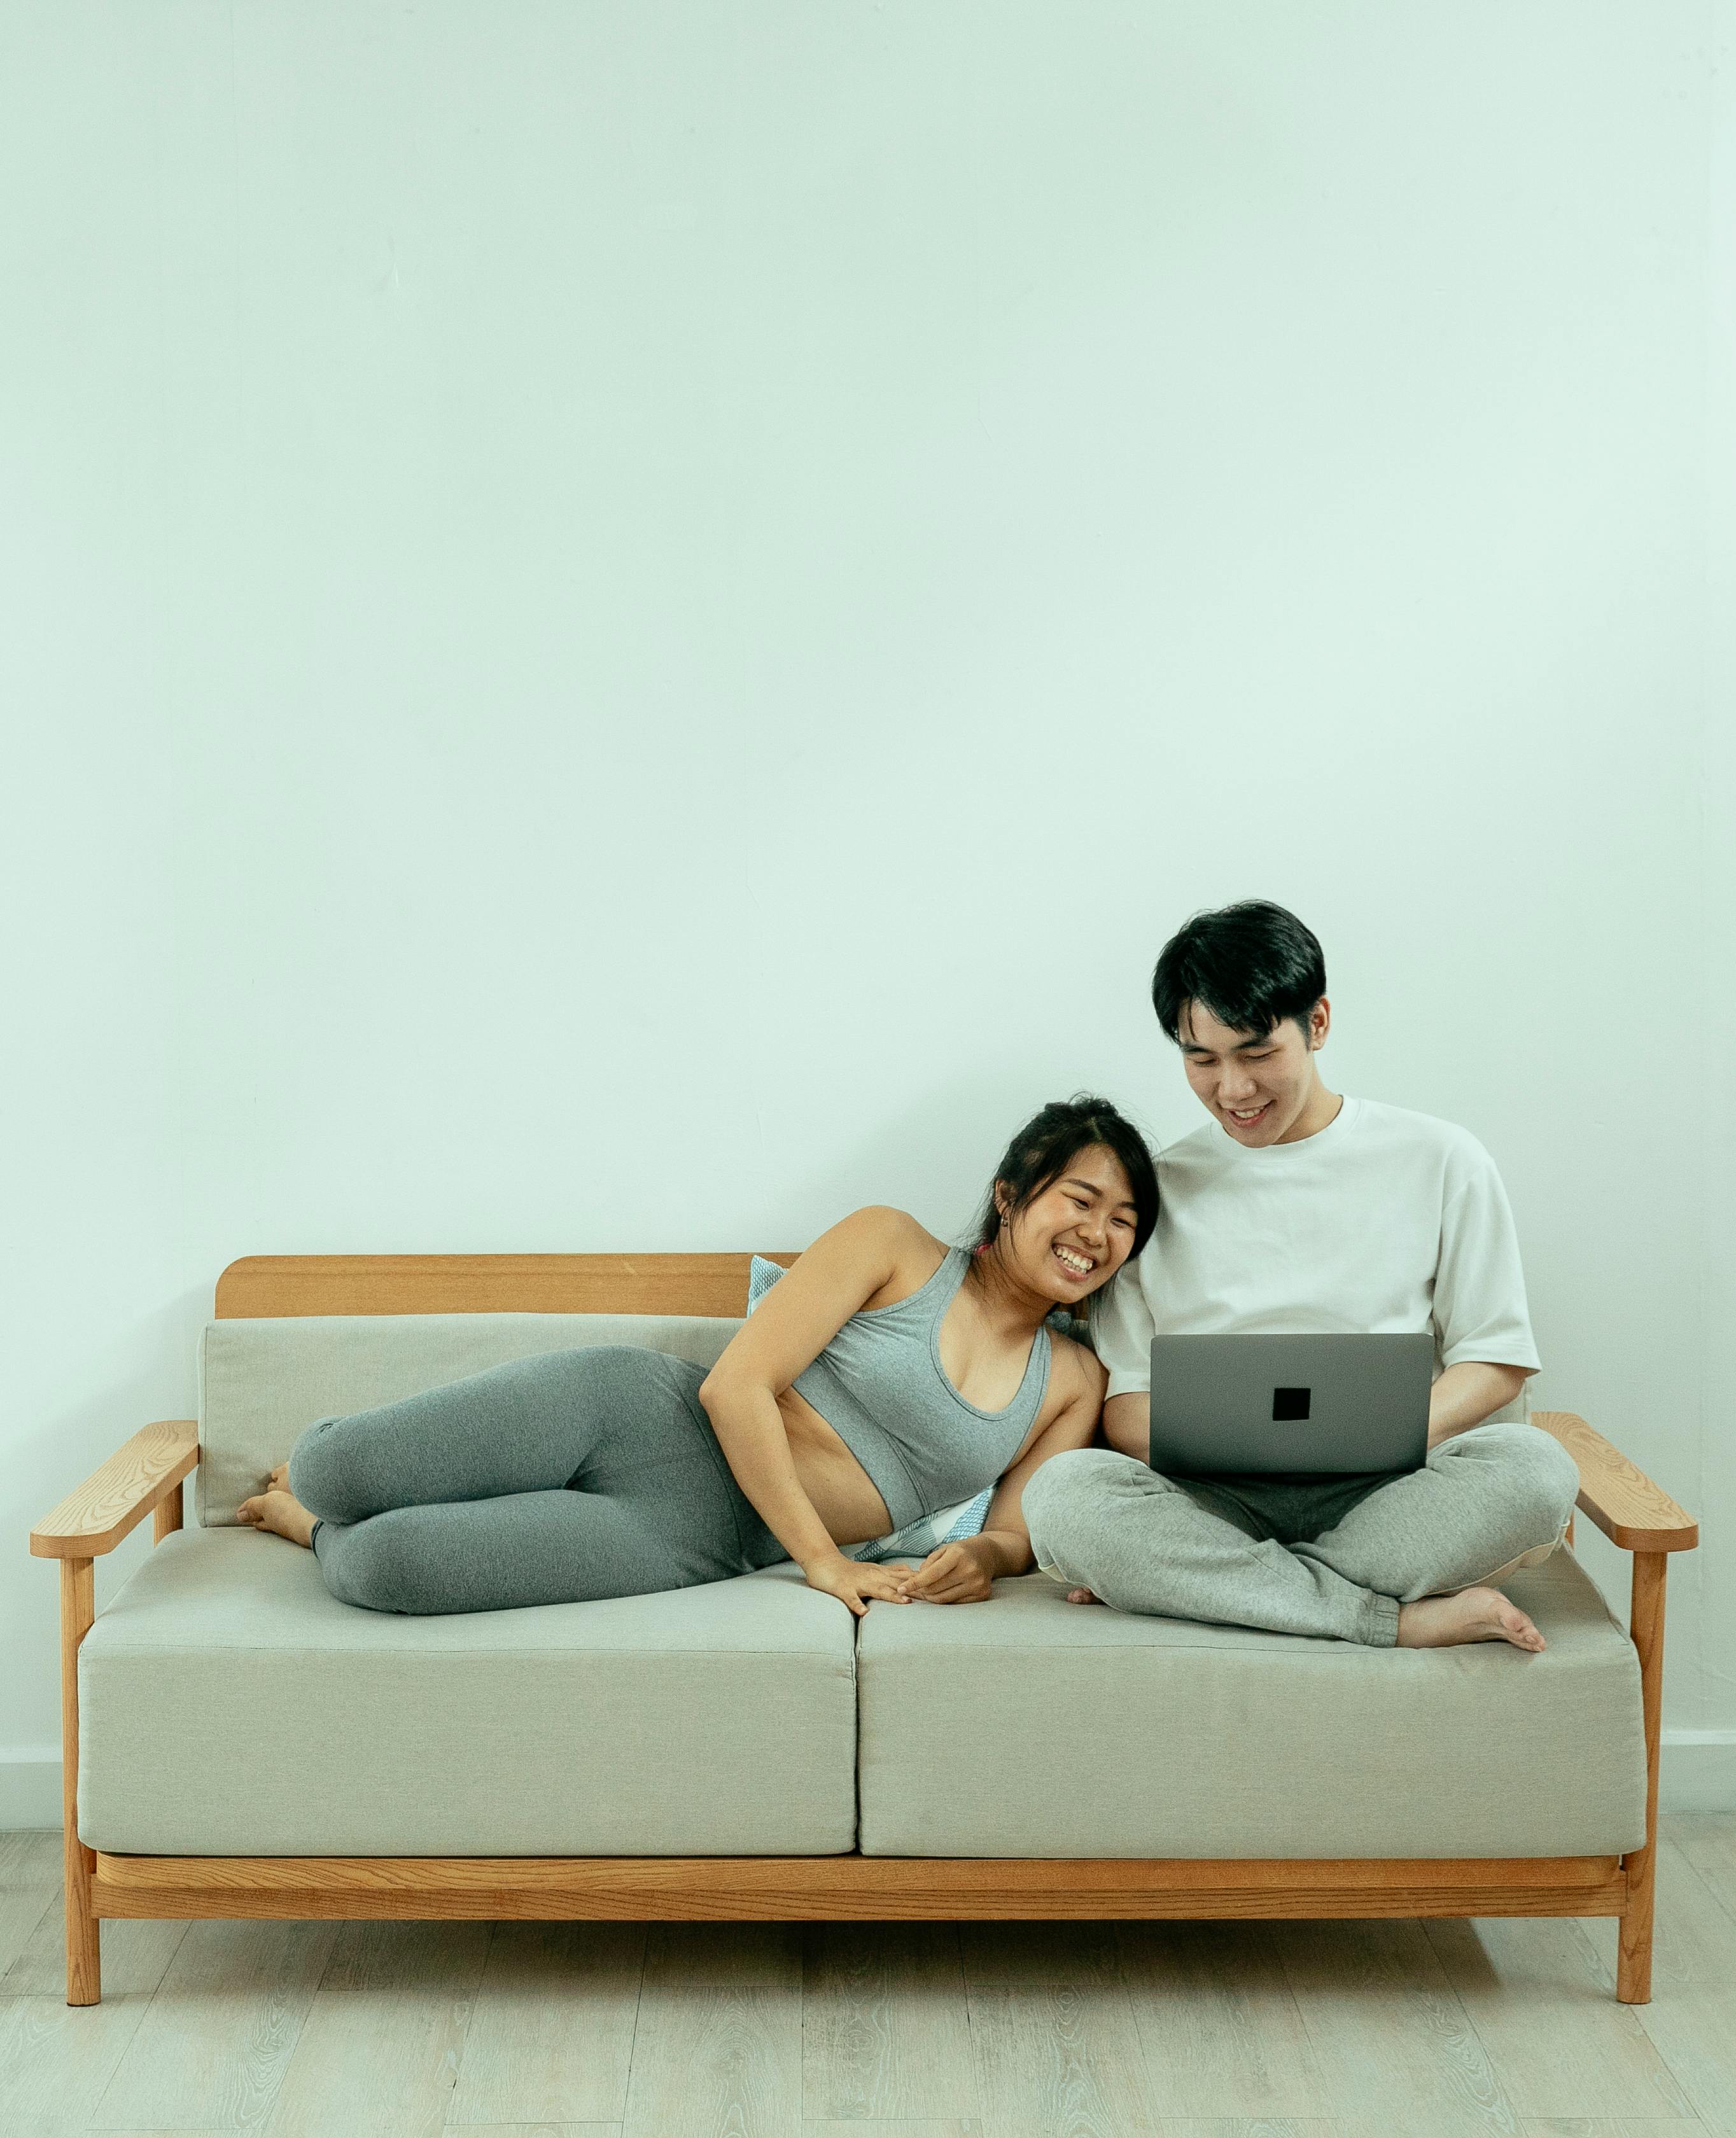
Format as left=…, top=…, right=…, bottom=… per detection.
left=972, top=1094, right=1159, bottom=1266
left=1151, top=900, right=1326, bottom=1044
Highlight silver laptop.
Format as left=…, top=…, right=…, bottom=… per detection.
left=1147, top=1333, right=1434, bottom=1476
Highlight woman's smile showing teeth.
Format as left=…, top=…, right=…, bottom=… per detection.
left=1053, top=1243, right=1096, bottom=1278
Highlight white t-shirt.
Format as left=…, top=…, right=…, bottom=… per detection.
left=1095, top=1095, right=1541, bottom=1401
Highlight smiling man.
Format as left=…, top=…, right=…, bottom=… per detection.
left=1020, top=899, right=1579, bottom=1652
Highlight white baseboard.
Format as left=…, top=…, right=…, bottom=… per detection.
left=6, top=1731, right=1735, bottom=1834
left=1659, top=1729, right=1736, bottom=1813
left=0, top=1749, right=62, bottom=1831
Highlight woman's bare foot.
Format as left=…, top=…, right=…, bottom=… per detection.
left=1396, top=1587, right=1545, bottom=1652
left=1065, top=1586, right=1103, bottom=1606
left=237, top=1471, right=318, bottom=1551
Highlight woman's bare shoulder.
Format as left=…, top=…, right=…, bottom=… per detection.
left=797, top=1206, right=951, bottom=1296
left=813, top=1205, right=947, bottom=1257
left=1048, top=1327, right=1109, bottom=1406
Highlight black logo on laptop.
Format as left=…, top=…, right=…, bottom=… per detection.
left=1272, top=1386, right=1312, bottom=1422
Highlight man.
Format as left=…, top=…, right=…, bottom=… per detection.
left=1021, top=900, right=1579, bottom=1651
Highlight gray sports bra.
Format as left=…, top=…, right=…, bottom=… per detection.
left=777, top=1246, right=1053, bottom=1532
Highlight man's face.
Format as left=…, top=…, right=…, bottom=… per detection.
left=1177, top=998, right=1330, bottom=1147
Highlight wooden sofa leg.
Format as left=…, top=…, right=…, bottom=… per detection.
left=60, top=1557, right=100, bottom=2006
left=1617, top=1551, right=1667, bottom=2004
left=153, top=1479, right=183, bottom=1542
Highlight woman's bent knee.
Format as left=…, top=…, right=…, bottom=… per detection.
left=288, top=1416, right=372, bottom=1524
left=314, top=1514, right=426, bottom=1614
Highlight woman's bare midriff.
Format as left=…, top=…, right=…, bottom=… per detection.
left=775, top=1384, right=897, bottom=1547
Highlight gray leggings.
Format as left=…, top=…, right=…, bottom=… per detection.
left=1021, top=1422, right=1581, bottom=1647
left=288, top=1346, right=788, bottom=1615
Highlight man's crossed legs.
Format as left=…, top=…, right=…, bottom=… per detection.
left=1021, top=1423, right=1580, bottom=1649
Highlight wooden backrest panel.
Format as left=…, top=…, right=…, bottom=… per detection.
left=215, top=1254, right=801, bottom=1320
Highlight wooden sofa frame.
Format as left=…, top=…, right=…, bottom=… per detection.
left=32, top=1253, right=1699, bottom=2009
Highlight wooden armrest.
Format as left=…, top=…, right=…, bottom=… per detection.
left=30, top=1422, right=199, bottom=1559
left=1532, top=1411, right=1697, bottom=1554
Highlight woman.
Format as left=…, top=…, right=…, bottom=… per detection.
left=237, top=1094, right=1158, bottom=1618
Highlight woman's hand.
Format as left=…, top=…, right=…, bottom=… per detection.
left=895, top=1537, right=999, bottom=1605
left=801, top=1551, right=918, bottom=1618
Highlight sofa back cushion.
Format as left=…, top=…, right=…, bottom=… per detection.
left=197, top=1313, right=741, bottom=1526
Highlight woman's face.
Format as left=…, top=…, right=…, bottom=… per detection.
left=997, top=1143, right=1140, bottom=1306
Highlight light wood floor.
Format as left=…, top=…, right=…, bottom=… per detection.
left=3, top=1817, right=1735, bottom=2136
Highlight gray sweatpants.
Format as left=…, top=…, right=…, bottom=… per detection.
left=1019, top=1423, right=1580, bottom=1647
left=288, top=1346, right=787, bottom=1615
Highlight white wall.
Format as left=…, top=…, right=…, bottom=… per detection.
left=3, top=1, right=1730, bottom=1818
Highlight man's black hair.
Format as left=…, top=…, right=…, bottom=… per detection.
left=1151, top=900, right=1327, bottom=1044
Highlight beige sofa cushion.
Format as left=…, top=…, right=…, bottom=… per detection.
left=197, top=1313, right=743, bottom=1525
left=857, top=1551, right=1645, bottom=1858
left=79, top=1530, right=855, bottom=1856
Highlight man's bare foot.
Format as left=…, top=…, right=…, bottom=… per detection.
left=1065, top=1586, right=1103, bottom=1606
left=237, top=1478, right=318, bottom=1550
left=1396, top=1587, right=1545, bottom=1652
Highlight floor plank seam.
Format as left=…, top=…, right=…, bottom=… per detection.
left=437, top=1916, right=492, bottom=2125
left=615, top=1920, right=648, bottom=2132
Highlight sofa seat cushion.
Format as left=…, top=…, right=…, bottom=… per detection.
left=197, top=1312, right=743, bottom=1525
left=78, top=1530, right=855, bottom=1856
left=857, top=1551, right=1645, bottom=1858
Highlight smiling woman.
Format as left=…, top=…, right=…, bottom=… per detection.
left=970, top=1095, right=1161, bottom=1273
left=236, top=1094, right=1160, bottom=1622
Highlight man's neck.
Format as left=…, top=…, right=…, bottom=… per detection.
left=1275, top=1080, right=1344, bottom=1145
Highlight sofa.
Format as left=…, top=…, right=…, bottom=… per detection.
left=31, top=1252, right=1698, bottom=2008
